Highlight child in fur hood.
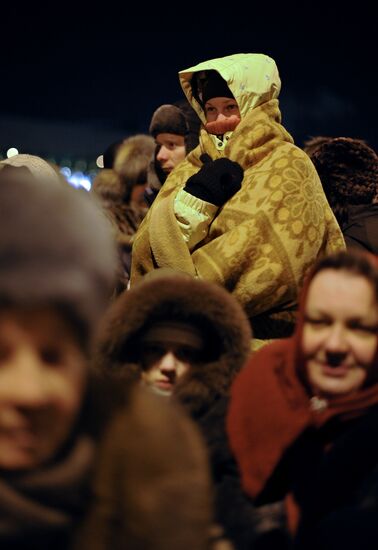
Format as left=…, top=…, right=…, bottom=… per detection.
left=93, top=268, right=275, bottom=548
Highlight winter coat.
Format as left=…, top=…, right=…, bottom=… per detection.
left=130, top=54, right=345, bottom=348
left=343, top=203, right=378, bottom=254
left=95, top=271, right=255, bottom=547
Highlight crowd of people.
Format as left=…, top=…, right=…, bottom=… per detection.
left=0, top=51, right=378, bottom=549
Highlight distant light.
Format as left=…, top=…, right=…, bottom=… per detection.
left=96, top=155, right=104, bottom=168
left=68, top=171, right=92, bottom=192
left=7, top=147, right=19, bottom=158
left=60, top=166, right=72, bottom=179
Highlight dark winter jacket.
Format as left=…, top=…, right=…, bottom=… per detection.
left=343, top=203, right=378, bottom=254
left=293, top=405, right=378, bottom=549
left=95, top=271, right=257, bottom=547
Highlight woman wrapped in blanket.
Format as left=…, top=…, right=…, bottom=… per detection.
left=130, top=53, right=345, bottom=349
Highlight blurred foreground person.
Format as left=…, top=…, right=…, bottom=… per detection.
left=0, top=167, right=212, bottom=550
left=0, top=165, right=118, bottom=548
left=228, top=250, right=378, bottom=549
left=75, top=387, right=213, bottom=550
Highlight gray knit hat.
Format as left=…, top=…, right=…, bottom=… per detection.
left=0, top=154, right=63, bottom=185
left=0, top=166, right=118, bottom=344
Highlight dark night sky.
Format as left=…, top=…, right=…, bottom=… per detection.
left=1, top=12, right=377, bottom=160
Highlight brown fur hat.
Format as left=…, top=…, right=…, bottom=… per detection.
left=302, top=135, right=333, bottom=158
left=95, top=270, right=252, bottom=416
left=113, top=134, right=155, bottom=202
left=311, top=137, right=378, bottom=228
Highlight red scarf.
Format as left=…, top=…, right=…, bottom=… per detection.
left=227, top=337, right=378, bottom=500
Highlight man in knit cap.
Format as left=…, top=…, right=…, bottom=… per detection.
left=145, top=99, right=201, bottom=205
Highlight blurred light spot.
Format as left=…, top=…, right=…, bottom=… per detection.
left=7, top=147, right=19, bottom=158
left=96, top=155, right=104, bottom=168
left=68, top=171, right=92, bottom=191
left=60, top=166, right=72, bottom=178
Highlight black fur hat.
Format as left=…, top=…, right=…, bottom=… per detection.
left=0, top=166, right=118, bottom=345
left=311, top=137, right=378, bottom=228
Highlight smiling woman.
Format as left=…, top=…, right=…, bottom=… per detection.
left=227, top=249, right=378, bottom=549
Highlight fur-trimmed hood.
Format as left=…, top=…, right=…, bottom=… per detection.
left=95, top=271, right=252, bottom=416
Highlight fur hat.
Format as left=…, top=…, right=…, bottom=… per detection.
left=311, top=137, right=378, bottom=227
left=149, top=100, right=200, bottom=154
left=95, top=269, right=252, bottom=416
left=302, top=135, right=332, bottom=158
left=0, top=166, right=118, bottom=346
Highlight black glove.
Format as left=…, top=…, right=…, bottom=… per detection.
left=184, top=153, right=244, bottom=206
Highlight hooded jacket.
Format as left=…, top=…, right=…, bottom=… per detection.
left=130, top=54, right=345, bottom=348
left=95, top=270, right=258, bottom=548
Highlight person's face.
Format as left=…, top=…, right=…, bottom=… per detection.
left=0, top=307, right=87, bottom=470
left=141, top=342, right=194, bottom=395
left=303, top=269, right=378, bottom=399
left=130, top=182, right=148, bottom=209
left=155, top=133, right=186, bottom=175
left=140, top=322, right=205, bottom=396
left=204, top=98, right=240, bottom=123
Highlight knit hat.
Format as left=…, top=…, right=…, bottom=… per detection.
left=149, top=100, right=201, bottom=154
left=0, top=154, right=63, bottom=185
left=311, top=137, right=378, bottom=227
left=149, top=105, right=188, bottom=138
left=0, top=166, right=118, bottom=346
left=193, top=70, right=234, bottom=106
